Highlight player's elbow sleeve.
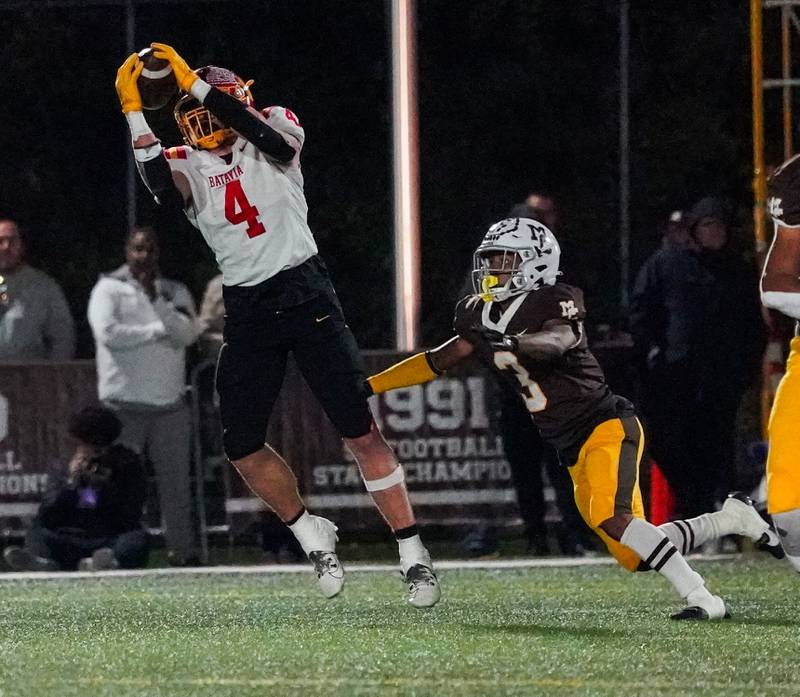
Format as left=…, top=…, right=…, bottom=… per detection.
left=253, top=130, right=295, bottom=162
left=204, top=89, right=295, bottom=161
left=155, top=188, right=186, bottom=213
left=138, top=156, right=182, bottom=206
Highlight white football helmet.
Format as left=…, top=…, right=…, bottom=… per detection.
left=472, top=217, right=561, bottom=301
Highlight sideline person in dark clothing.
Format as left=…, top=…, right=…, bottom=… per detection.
left=3, top=407, right=148, bottom=571
left=631, top=198, right=766, bottom=518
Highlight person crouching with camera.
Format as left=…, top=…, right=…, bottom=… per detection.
left=3, top=407, right=149, bottom=572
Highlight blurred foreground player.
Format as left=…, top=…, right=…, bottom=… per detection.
left=113, top=46, right=439, bottom=607
left=368, top=217, right=781, bottom=620
left=761, top=155, right=800, bottom=573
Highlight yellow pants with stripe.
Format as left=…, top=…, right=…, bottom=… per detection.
left=767, top=335, right=800, bottom=515
left=568, top=416, right=646, bottom=572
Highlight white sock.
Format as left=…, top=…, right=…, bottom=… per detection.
left=288, top=510, right=334, bottom=555
left=659, top=513, right=724, bottom=555
left=398, top=534, right=429, bottom=573
left=620, top=518, right=705, bottom=598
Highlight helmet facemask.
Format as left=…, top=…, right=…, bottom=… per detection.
left=173, top=66, right=255, bottom=150
left=472, top=218, right=561, bottom=302
left=175, top=96, right=232, bottom=149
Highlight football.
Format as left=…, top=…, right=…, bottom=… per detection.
left=137, top=47, right=178, bottom=110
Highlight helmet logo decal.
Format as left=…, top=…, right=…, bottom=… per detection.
left=559, top=300, right=579, bottom=319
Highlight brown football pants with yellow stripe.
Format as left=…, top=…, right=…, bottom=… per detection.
left=767, top=335, right=800, bottom=515
left=568, top=415, right=646, bottom=572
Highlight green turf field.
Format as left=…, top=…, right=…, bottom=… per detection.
left=0, top=556, right=797, bottom=697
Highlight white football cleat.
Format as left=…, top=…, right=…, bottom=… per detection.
left=308, top=551, right=344, bottom=598
left=304, top=516, right=344, bottom=598
left=671, top=587, right=730, bottom=621
left=404, top=564, right=441, bottom=608
left=401, top=549, right=441, bottom=609
left=723, top=492, right=784, bottom=559
left=77, top=547, right=119, bottom=572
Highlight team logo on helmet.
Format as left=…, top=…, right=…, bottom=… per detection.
left=472, top=217, right=561, bottom=301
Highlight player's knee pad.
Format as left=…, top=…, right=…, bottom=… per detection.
left=363, top=466, right=405, bottom=492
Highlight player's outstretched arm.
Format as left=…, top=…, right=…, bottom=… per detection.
left=151, top=42, right=296, bottom=163
left=367, top=336, right=473, bottom=394
left=115, top=53, right=189, bottom=210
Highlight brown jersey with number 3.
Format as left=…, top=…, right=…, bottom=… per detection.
left=453, top=283, right=628, bottom=460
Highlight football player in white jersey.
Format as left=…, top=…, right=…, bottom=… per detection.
left=114, top=45, right=440, bottom=607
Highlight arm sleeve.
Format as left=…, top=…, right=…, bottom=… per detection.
left=87, top=280, right=166, bottom=350
left=367, top=352, right=440, bottom=394
left=203, top=89, right=296, bottom=162
left=44, top=281, right=76, bottom=360
left=151, top=284, right=200, bottom=348
left=134, top=145, right=187, bottom=212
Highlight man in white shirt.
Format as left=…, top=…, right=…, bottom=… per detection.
left=88, top=226, right=200, bottom=565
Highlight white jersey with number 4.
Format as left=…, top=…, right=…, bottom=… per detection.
left=163, top=106, right=317, bottom=287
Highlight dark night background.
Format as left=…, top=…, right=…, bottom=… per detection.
left=0, top=0, right=790, bottom=355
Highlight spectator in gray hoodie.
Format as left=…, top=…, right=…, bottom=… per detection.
left=0, top=218, right=75, bottom=361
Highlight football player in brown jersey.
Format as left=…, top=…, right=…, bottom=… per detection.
left=761, top=155, right=800, bottom=573
left=368, top=217, right=782, bottom=620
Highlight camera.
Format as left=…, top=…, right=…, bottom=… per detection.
left=74, top=452, right=113, bottom=489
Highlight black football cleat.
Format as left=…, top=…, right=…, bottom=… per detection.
left=670, top=593, right=730, bottom=621
left=670, top=606, right=730, bottom=621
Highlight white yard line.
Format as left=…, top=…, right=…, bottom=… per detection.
left=0, top=553, right=736, bottom=582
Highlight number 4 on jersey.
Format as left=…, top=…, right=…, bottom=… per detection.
left=224, top=180, right=266, bottom=238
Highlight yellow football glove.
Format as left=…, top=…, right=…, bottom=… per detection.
left=150, top=42, right=198, bottom=92
left=115, top=53, right=144, bottom=113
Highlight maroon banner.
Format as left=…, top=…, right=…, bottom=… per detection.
left=210, top=353, right=521, bottom=533
left=0, top=358, right=524, bottom=536
left=0, top=361, right=97, bottom=521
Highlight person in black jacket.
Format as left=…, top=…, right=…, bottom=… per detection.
left=631, top=198, right=766, bottom=518
left=3, top=407, right=148, bottom=571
